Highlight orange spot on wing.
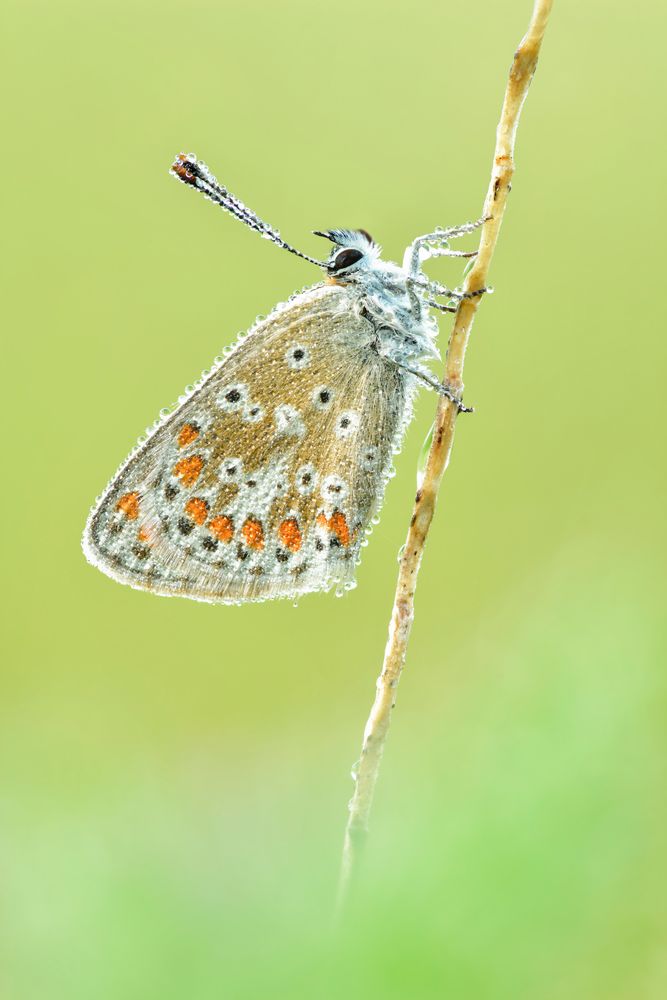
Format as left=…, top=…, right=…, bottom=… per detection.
left=116, top=491, right=140, bottom=519
left=208, top=515, right=234, bottom=543
left=329, top=511, right=351, bottom=547
left=137, top=526, right=151, bottom=543
left=278, top=517, right=302, bottom=552
left=242, top=517, right=264, bottom=550
left=316, top=510, right=351, bottom=547
left=178, top=423, right=199, bottom=448
left=173, top=454, right=204, bottom=486
left=184, top=497, right=209, bottom=525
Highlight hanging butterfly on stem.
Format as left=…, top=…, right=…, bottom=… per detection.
left=82, top=153, right=489, bottom=603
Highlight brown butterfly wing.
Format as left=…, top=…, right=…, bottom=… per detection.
left=83, top=284, right=414, bottom=603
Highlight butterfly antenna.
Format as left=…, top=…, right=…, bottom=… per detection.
left=170, top=153, right=324, bottom=267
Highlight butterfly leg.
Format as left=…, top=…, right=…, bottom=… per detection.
left=406, top=272, right=491, bottom=305
left=404, top=217, right=489, bottom=277
left=406, top=281, right=424, bottom=322
left=425, top=298, right=458, bottom=314
left=426, top=248, right=478, bottom=260
left=385, top=357, right=473, bottom=412
left=432, top=284, right=491, bottom=301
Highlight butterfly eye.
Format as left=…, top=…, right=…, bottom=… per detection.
left=330, top=247, right=364, bottom=272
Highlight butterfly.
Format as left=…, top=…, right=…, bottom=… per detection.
left=82, top=153, right=486, bottom=604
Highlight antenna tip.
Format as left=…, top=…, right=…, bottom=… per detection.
left=170, top=152, right=199, bottom=186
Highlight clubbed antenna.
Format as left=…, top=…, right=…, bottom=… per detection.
left=170, top=153, right=324, bottom=267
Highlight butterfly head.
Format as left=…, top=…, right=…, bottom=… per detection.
left=313, top=229, right=379, bottom=281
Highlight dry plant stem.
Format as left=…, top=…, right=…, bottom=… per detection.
left=337, top=0, right=554, bottom=909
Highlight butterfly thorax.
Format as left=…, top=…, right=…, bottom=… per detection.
left=327, top=256, right=441, bottom=366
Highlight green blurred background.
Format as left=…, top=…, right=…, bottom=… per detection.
left=2, top=0, right=666, bottom=996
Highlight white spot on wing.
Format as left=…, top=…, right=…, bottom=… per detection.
left=243, top=402, right=264, bottom=423
left=361, top=444, right=379, bottom=470
left=285, top=345, right=311, bottom=370
left=295, top=463, right=318, bottom=495
left=274, top=404, right=305, bottom=438
left=335, top=410, right=360, bottom=439
left=221, top=457, right=243, bottom=482
left=312, top=385, right=335, bottom=410
left=217, top=383, right=248, bottom=412
left=321, top=474, right=349, bottom=502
